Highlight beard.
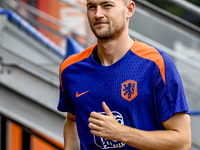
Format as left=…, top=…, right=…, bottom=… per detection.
left=90, top=12, right=126, bottom=41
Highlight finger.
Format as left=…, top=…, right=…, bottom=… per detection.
left=88, top=117, right=100, bottom=125
left=90, top=129, right=100, bottom=137
left=88, top=123, right=94, bottom=129
left=88, top=123, right=101, bottom=131
left=90, top=111, right=102, bottom=119
left=102, top=102, right=112, bottom=116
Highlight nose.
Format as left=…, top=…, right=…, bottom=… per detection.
left=95, top=6, right=104, bottom=19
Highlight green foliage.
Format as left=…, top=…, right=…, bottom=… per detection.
left=145, top=0, right=200, bottom=27
left=188, top=0, right=200, bottom=6
left=145, top=0, right=200, bottom=16
left=145, top=0, right=183, bottom=16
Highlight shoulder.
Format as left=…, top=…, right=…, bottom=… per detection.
left=130, top=40, right=165, bottom=64
left=60, top=44, right=96, bottom=75
left=131, top=40, right=166, bottom=84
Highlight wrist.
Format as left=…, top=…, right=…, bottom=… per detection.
left=116, top=125, right=132, bottom=143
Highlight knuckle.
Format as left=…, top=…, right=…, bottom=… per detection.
left=99, top=121, right=105, bottom=127
left=96, top=132, right=102, bottom=137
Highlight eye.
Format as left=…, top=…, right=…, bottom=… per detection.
left=104, top=4, right=112, bottom=8
left=87, top=5, right=96, bottom=10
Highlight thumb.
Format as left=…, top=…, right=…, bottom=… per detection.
left=102, top=102, right=112, bottom=116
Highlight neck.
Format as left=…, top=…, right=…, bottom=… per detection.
left=97, top=29, right=134, bottom=66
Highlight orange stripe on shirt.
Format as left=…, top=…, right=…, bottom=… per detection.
left=60, top=45, right=96, bottom=91
left=131, top=40, right=166, bottom=84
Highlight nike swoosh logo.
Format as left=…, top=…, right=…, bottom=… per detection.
left=76, top=90, right=89, bottom=97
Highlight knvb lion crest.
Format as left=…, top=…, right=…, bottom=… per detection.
left=121, top=80, right=138, bottom=102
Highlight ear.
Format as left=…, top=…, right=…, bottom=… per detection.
left=126, top=1, right=135, bottom=19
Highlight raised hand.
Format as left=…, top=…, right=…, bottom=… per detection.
left=88, top=102, right=123, bottom=140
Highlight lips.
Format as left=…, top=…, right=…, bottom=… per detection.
left=94, top=21, right=109, bottom=26
left=94, top=22, right=105, bottom=25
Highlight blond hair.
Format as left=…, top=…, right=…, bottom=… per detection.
left=123, top=0, right=132, bottom=4
left=86, top=0, right=132, bottom=4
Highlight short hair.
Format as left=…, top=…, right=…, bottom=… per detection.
left=123, top=0, right=132, bottom=5
left=86, top=0, right=132, bottom=4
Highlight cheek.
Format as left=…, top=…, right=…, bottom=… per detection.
left=87, top=12, right=92, bottom=20
left=87, top=15, right=93, bottom=25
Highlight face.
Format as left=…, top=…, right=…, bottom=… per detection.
left=87, top=0, right=128, bottom=40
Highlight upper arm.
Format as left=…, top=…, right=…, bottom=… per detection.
left=162, top=113, right=191, bottom=148
left=64, top=113, right=80, bottom=150
left=162, top=112, right=190, bottom=133
left=64, top=112, right=76, bottom=132
left=67, top=112, right=76, bottom=121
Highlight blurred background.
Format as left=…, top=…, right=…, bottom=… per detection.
left=0, top=0, right=200, bottom=149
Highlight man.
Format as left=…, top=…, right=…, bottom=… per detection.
left=57, top=0, right=191, bottom=149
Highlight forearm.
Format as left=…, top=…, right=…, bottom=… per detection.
left=117, top=126, right=189, bottom=150
left=64, top=115, right=80, bottom=150
left=89, top=103, right=191, bottom=150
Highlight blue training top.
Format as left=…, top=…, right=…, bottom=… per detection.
left=58, top=39, right=189, bottom=150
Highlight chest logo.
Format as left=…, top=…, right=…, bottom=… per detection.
left=76, top=90, right=89, bottom=98
left=94, top=111, right=125, bottom=149
left=121, top=80, right=137, bottom=102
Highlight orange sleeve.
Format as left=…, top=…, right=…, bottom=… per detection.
left=60, top=45, right=96, bottom=91
left=131, top=40, right=166, bottom=84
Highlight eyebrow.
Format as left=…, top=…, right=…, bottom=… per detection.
left=87, top=1, right=115, bottom=6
